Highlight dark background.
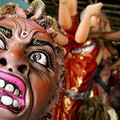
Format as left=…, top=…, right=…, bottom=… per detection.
left=41, top=0, right=120, bottom=31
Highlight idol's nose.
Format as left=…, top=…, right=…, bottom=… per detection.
left=0, top=44, right=29, bottom=74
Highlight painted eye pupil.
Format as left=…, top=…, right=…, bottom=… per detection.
left=29, top=52, right=48, bottom=66
left=33, top=53, right=41, bottom=61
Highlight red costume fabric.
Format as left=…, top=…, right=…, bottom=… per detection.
left=51, top=15, right=100, bottom=120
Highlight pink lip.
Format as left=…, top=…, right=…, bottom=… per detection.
left=0, top=71, right=26, bottom=113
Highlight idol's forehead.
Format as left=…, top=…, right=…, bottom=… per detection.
left=0, top=18, right=42, bottom=30
left=0, top=18, right=53, bottom=42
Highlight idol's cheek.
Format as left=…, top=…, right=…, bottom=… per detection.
left=28, top=71, right=56, bottom=120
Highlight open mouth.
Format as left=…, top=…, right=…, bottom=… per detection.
left=0, top=71, right=26, bottom=113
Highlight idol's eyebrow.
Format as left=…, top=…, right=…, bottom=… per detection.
left=0, top=26, right=12, bottom=38
left=29, top=38, right=55, bottom=52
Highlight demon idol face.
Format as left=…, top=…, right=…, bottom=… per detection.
left=0, top=16, right=64, bottom=120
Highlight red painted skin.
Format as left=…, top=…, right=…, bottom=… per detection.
left=0, top=18, right=59, bottom=120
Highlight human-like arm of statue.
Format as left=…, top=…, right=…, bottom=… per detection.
left=58, top=0, right=72, bottom=30
left=75, top=3, right=103, bottom=44
left=54, top=32, right=69, bottom=46
left=46, top=27, right=69, bottom=46
left=88, top=31, right=120, bottom=41
left=67, top=0, right=77, bottom=16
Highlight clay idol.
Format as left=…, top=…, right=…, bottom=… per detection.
left=0, top=0, right=65, bottom=120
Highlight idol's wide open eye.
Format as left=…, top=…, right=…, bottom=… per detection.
left=29, top=51, right=47, bottom=66
left=0, top=36, right=5, bottom=50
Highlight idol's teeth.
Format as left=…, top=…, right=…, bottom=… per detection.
left=1, top=96, right=21, bottom=109
left=14, top=89, right=20, bottom=96
left=0, top=79, right=5, bottom=87
left=13, top=100, right=19, bottom=108
left=5, top=84, right=14, bottom=93
left=1, top=96, right=13, bottom=106
left=0, top=79, right=20, bottom=96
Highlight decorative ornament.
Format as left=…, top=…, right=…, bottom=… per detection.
left=21, top=31, right=28, bottom=39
